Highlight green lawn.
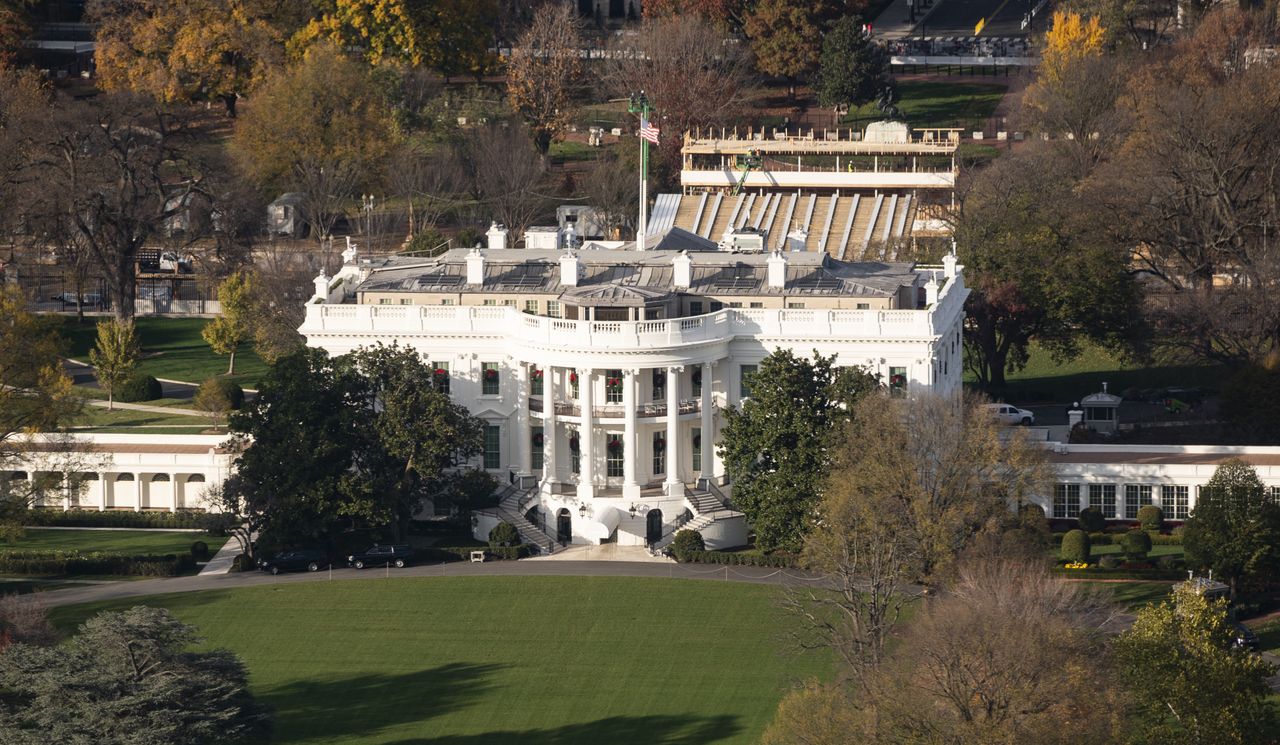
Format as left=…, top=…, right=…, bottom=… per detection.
left=2, top=528, right=218, bottom=556
left=1057, top=544, right=1185, bottom=560
left=68, top=405, right=214, bottom=434
left=52, top=577, right=829, bottom=745
left=969, top=340, right=1226, bottom=404
left=59, top=316, right=268, bottom=387
left=1089, top=581, right=1175, bottom=610
left=844, top=81, right=1007, bottom=131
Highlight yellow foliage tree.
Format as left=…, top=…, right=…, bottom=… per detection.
left=1041, top=10, right=1107, bottom=83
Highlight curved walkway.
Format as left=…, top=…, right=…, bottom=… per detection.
left=39, top=559, right=829, bottom=608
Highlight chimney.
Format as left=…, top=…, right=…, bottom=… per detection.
left=313, top=271, right=330, bottom=302
left=924, top=273, right=939, bottom=306
left=943, top=241, right=958, bottom=278
left=466, top=248, right=485, bottom=285
left=767, top=250, right=787, bottom=290
left=672, top=250, right=692, bottom=289
left=487, top=222, right=508, bottom=250
left=560, top=249, right=580, bottom=287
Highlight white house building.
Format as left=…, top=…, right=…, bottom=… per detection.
left=298, top=230, right=968, bottom=551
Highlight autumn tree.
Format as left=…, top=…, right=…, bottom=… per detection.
left=89, top=318, right=140, bottom=411
left=0, top=1, right=33, bottom=66
left=745, top=0, right=824, bottom=99
left=1114, top=583, right=1278, bottom=745
left=1039, top=10, right=1107, bottom=84
left=202, top=272, right=254, bottom=375
left=457, top=124, right=549, bottom=240
left=387, top=143, right=460, bottom=240
left=815, top=16, right=890, bottom=113
left=292, top=0, right=498, bottom=78
left=643, top=0, right=748, bottom=26
left=506, top=2, right=583, bottom=155
left=88, top=0, right=284, bottom=117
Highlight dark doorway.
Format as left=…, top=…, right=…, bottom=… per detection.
left=646, top=509, right=664, bottom=544
left=557, top=508, right=572, bottom=544
left=609, top=0, right=624, bottom=17
left=577, top=0, right=593, bottom=15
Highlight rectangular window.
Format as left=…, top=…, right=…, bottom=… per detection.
left=441, top=298, right=454, bottom=306
left=728, top=301, right=742, bottom=308
left=569, top=368, right=579, bottom=399
left=1125, top=484, right=1152, bottom=520
left=502, top=299, right=516, bottom=307
left=692, top=427, right=702, bottom=472
left=786, top=302, right=806, bottom=309
left=605, top=369, right=623, bottom=404
left=889, top=366, right=907, bottom=397
left=740, top=364, right=757, bottom=399
left=524, top=300, right=538, bottom=314
left=378, top=298, right=391, bottom=305
left=749, top=302, right=764, bottom=309
left=483, top=425, right=501, bottom=470
left=692, top=368, right=702, bottom=398
left=547, top=301, right=561, bottom=319
left=710, top=301, right=723, bottom=312
left=653, top=432, right=665, bottom=475
left=399, top=298, right=413, bottom=305
left=1162, top=485, right=1189, bottom=520
left=1054, top=483, right=1080, bottom=519
left=856, top=303, right=870, bottom=310
left=652, top=368, right=666, bottom=400
left=569, top=430, right=580, bottom=474
left=481, top=362, right=500, bottom=396
left=690, top=300, right=704, bottom=315
left=483, top=299, right=496, bottom=306
left=606, top=435, right=623, bottom=477
left=1088, top=483, right=1116, bottom=519
left=532, top=427, right=544, bottom=471
left=432, top=361, right=450, bottom=395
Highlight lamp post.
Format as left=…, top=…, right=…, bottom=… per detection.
left=628, top=91, right=652, bottom=251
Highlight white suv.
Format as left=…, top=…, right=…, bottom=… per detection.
left=984, top=403, right=1035, bottom=426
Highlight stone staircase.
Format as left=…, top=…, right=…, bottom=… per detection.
left=649, top=479, right=742, bottom=554
left=496, top=484, right=558, bottom=555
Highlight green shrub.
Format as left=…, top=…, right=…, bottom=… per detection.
left=1077, top=507, right=1106, bottom=533
left=1120, top=529, right=1152, bottom=559
left=229, top=553, right=254, bottom=572
left=1099, top=555, right=1121, bottom=569
left=1151, top=533, right=1182, bottom=546
left=1171, top=524, right=1186, bottom=538
left=22, top=508, right=207, bottom=530
left=190, top=541, right=210, bottom=560
left=0, top=550, right=195, bottom=577
left=1137, top=505, right=1164, bottom=533
left=1087, top=532, right=1113, bottom=546
left=117, top=373, right=163, bottom=403
left=1061, top=529, right=1091, bottom=563
left=1156, top=554, right=1181, bottom=571
left=488, top=522, right=520, bottom=547
left=196, top=377, right=245, bottom=410
left=669, top=530, right=706, bottom=562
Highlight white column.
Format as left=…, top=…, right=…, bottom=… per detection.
left=134, top=472, right=143, bottom=512
left=99, top=472, right=108, bottom=511
left=577, top=368, right=596, bottom=500
left=623, top=368, right=640, bottom=499
left=169, top=473, right=177, bottom=513
left=665, top=366, right=683, bottom=495
left=516, top=363, right=532, bottom=478
left=542, top=363, right=556, bottom=489
left=701, top=361, right=714, bottom=481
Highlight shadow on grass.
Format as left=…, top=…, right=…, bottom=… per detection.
left=263, top=663, right=505, bottom=745
left=383, top=713, right=742, bottom=745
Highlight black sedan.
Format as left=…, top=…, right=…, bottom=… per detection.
left=348, top=544, right=415, bottom=569
left=258, top=549, right=329, bottom=575
left=1234, top=623, right=1260, bottom=651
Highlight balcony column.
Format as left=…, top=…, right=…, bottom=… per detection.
left=134, top=472, right=143, bottom=512
left=542, top=362, right=557, bottom=489
left=515, top=363, right=532, bottom=479
left=577, top=368, right=596, bottom=500
left=700, top=361, right=714, bottom=481
left=623, top=368, right=640, bottom=499
left=98, top=472, right=109, bottom=511
left=665, top=366, right=684, bottom=496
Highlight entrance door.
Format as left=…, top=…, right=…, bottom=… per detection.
left=557, top=508, right=572, bottom=544
left=646, top=509, right=663, bottom=544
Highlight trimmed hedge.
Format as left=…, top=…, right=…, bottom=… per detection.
left=682, top=550, right=798, bottom=568
left=190, top=541, right=210, bottom=560
left=1120, top=529, right=1152, bottom=559
left=118, top=373, right=163, bottom=403
left=1078, top=507, right=1107, bottom=533
left=488, top=522, right=520, bottom=547
left=1138, top=505, right=1164, bottom=533
left=669, top=530, right=706, bottom=562
left=0, top=550, right=196, bottom=577
left=1053, top=531, right=1182, bottom=546
left=23, top=509, right=209, bottom=530
left=1061, top=529, right=1091, bottom=563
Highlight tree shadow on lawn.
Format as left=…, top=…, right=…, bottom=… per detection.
left=262, top=662, right=505, bottom=744
left=383, top=712, right=742, bottom=745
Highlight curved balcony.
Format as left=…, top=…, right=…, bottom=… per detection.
left=530, top=398, right=701, bottom=419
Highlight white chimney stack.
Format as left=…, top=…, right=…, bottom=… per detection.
left=767, top=250, right=787, bottom=290
left=313, top=271, right=330, bottom=302
left=466, top=248, right=485, bottom=285
left=487, top=222, right=508, bottom=250
left=672, top=250, right=692, bottom=289
left=560, top=249, right=581, bottom=287
left=944, top=241, right=958, bottom=278
left=924, top=273, right=939, bottom=306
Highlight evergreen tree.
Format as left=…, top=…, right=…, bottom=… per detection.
left=815, top=16, right=891, bottom=113
left=1183, top=458, right=1280, bottom=599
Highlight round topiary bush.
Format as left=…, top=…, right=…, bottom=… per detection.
left=1077, top=506, right=1107, bottom=533
left=117, top=373, right=162, bottom=403
left=488, top=521, right=520, bottom=547
left=209, top=378, right=245, bottom=410
left=1120, top=529, right=1152, bottom=559
left=669, top=529, right=706, bottom=562
left=1137, top=505, right=1164, bottom=533
left=190, top=541, right=209, bottom=560
left=1061, top=529, right=1091, bottom=564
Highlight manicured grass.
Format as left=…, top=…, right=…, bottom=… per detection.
left=548, top=139, right=602, bottom=162
left=1056, top=544, right=1185, bottom=560
left=52, top=577, right=829, bottom=745
left=68, top=405, right=215, bottom=433
left=59, top=316, right=269, bottom=387
left=969, top=340, right=1227, bottom=404
left=1087, top=581, right=1175, bottom=610
left=0, top=578, right=93, bottom=594
left=1, top=528, right=219, bottom=556
left=844, top=81, right=1007, bottom=131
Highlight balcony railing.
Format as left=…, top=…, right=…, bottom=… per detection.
left=536, top=399, right=702, bottom=418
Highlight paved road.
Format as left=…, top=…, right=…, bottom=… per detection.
left=916, top=0, right=1042, bottom=36
left=39, top=560, right=827, bottom=608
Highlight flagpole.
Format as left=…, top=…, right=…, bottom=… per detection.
left=630, top=92, right=651, bottom=251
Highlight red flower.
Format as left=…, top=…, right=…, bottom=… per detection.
left=434, top=368, right=448, bottom=376
left=569, top=372, right=579, bottom=384
left=890, top=374, right=906, bottom=386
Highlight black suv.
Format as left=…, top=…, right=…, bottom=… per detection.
left=348, top=544, right=415, bottom=569
left=259, top=549, right=328, bottom=575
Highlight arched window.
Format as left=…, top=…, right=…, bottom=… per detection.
left=82, top=473, right=99, bottom=481
left=151, top=474, right=170, bottom=482
left=9, top=471, right=27, bottom=481
left=186, top=474, right=206, bottom=483
left=116, top=473, right=135, bottom=482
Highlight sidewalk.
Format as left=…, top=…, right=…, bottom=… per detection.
left=199, top=538, right=240, bottom=575
left=527, top=544, right=673, bottom=563
left=84, top=398, right=207, bottom=417
left=873, top=0, right=933, bottom=40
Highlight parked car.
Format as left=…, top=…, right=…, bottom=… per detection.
left=348, top=544, right=414, bottom=569
left=51, top=292, right=101, bottom=306
left=984, top=403, right=1035, bottom=426
left=258, top=549, right=328, bottom=575
left=1233, top=622, right=1260, bottom=651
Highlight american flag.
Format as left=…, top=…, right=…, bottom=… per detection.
left=639, top=117, right=660, bottom=145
